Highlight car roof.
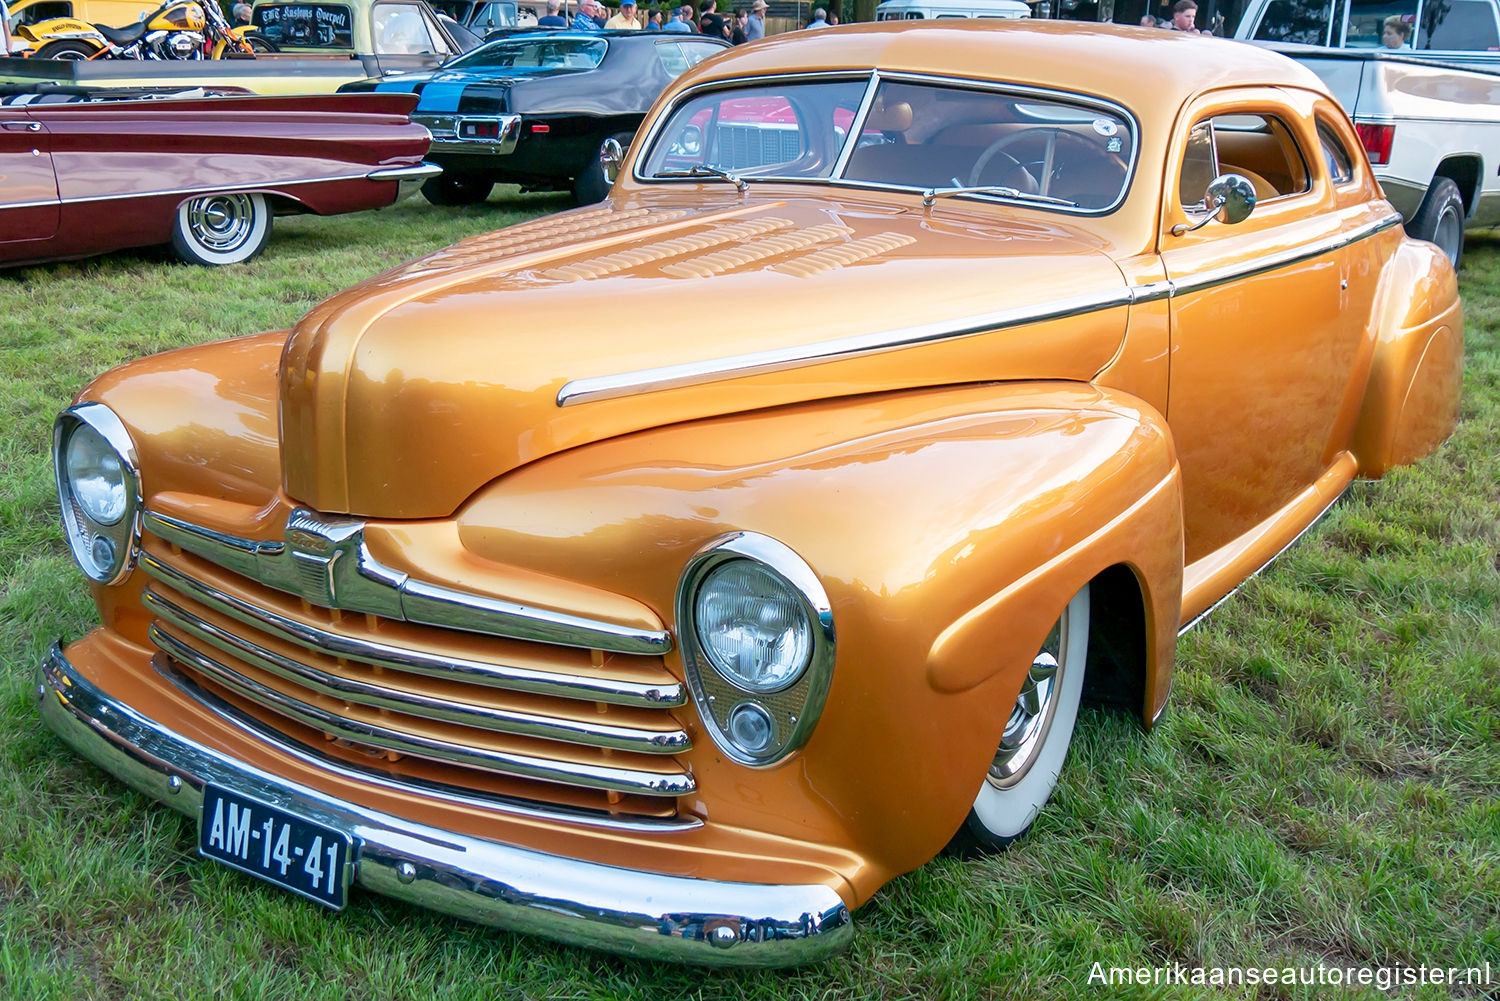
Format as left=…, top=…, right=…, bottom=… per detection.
left=681, top=20, right=1329, bottom=110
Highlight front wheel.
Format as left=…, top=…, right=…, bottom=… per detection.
left=420, top=174, right=494, bottom=206
left=949, top=583, right=1090, bottom=854
left=170, top=191, right=272, bottom=266
left=36, top=39, right=101, bottom=59
left=1408, top=176, right=1465, bottom=269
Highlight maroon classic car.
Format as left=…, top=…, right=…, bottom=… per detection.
left=0, top=86, right=438, bottom=267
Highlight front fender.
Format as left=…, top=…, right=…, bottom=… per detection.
left=451, top=381, right=1184, bottom=898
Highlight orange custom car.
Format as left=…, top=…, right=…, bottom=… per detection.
left=37, top=21, right=1462, bottom=966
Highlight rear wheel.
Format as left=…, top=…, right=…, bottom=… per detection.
left=572, top=131, right=633, bottom=205
left=949, top=584, right=1090, bottom=854
left=1408, top=176, right=1465, bottom=268
left=36, top=39, right=100, bottom=59
left=421, top=174, right=495, bottom=206
left=170, top=192, right=272, bottom=266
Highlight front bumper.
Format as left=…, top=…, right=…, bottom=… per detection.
left=35, top=642, right=853, bottom=966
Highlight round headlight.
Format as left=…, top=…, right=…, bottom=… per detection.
left=693, top=559, right=813, bottom=693
left=66, top=423, right=128, bottom=526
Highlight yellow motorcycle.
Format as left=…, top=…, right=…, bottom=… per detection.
left=18, top=0, right=277, bottom=59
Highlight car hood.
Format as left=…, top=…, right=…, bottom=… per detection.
left=279, top=192, right=1133, bottom=518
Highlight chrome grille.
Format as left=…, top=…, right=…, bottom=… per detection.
left=138, top=518, right=693, bottom=816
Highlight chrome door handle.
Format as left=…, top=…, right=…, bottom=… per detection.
left=1, top=121, right=43, bottom=132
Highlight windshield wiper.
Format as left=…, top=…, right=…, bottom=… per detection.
left=921, top=185, right=1078, bottom=208
left=651, top=165, right=748, bottom=191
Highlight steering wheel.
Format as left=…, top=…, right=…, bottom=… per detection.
left=968, top=127, right=1108, bottom=197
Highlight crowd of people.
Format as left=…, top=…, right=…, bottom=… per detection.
left=1137, top=0, right=1218, bottom=34
left=533, top=0, right=837, bottom=39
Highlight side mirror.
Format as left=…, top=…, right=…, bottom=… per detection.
left=1172, top=173, right=1257, bottom=236
left=600, top=137, right=624, bottom=184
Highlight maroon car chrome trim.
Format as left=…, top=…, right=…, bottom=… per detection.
left=48, top=168, right=430, bottom=207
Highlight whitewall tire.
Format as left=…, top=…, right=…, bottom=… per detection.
left=954, top=583, right=1090, bottom=852
left=170, top=192, right=272, bottom=266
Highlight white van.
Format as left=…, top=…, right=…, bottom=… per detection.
left=874, top=0, right=1030, bottom=19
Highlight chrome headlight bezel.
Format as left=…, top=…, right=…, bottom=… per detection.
left=676, top=532, right=835, bottom=768
left=53, top=403, right=141, bottom=585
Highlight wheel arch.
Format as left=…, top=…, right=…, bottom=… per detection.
left=1434, top=154, right=1482, bottom=217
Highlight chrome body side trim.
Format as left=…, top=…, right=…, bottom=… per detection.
left=148, top=627, right=696, bottom=797
left=142, top=509, right=672, bottom=655
left=37, top=645, right=849, bottom=965
left=51, top=169, right=421, bottom=208
left=138, top=552, right=684, bottom=708
left=1170, top=213, right=1404, bottom=297
left=557, top=286, right=1134, bottom=406
left=143, top=589, right=690, bottom=753
left=557, top=212, right=1405, bottom=407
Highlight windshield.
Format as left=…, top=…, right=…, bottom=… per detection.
left=448, top=35, right=606, bottom=70
left=638, top=76, right=1136, bottom=213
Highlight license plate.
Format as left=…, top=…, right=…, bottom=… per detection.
left=199, top=785, right=354, bottom=910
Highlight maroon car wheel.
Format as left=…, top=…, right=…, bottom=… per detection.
left=170, top=192, right=272, bottom=266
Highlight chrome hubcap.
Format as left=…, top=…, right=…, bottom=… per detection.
left=989, top=618, right=1064, bottom=787
left=188, top=194, right=254, bottom=252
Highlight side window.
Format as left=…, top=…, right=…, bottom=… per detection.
left=1179, top=113, right=1312, bottom=209
left=254, top=3, right=355, bottom=47
left=1421, top=0, right=1500, bottom=49
left=1346, top=0, right=1415, bottom=46
left=1252, top=0, right=1336, bottom=43
left=656, top=41, right=689, bottom=76
left=373, top=3, right=440, bottom=53
left=680, top=41, right=723, bottom=67
left=1317, top=120, right=1355, bottom=184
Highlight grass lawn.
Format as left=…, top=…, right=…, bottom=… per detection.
left=1, top=191, right=1496, bottom=1000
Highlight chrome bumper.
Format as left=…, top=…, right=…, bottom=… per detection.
left=365, top=162, right=443, bottom=201
left=34, top=642, right=853, bottom=966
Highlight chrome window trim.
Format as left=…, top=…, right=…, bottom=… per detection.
left=142, top=508, right=672, bottom=655
left=556, top=212, right=1404, bottom=407
left=144, top=588, right=690, bottom=753
left=630, top=69, right=873, bottom=185
left=675, top=532, right=835, bottom=768
left=150, top=627, right=696, bottom=797
left=632, top=69, right=1141, bottom=217
left=139, top=551, right=684, bottom=707
left=53, top=403, right=142, bottom=586
left=145, top=650, right=701, bottom=831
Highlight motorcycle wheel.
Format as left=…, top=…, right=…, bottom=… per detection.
left=36, top=39, right=100, bottom=59
left=242, top=30, right=278, bottom=53
left=170, top=191, right=272, bottom=266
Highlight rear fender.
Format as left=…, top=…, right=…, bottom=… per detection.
left=1351, top=237, right=1463, bottom=478
left=450, top=381, right=1184, bottom=894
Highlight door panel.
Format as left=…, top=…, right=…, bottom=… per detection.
left=1160, top=92, right=1369, bottom=565
left=0, top=117, right=61, bottom=245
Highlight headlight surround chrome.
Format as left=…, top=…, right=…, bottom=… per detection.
left=53, top=403, right=141, bottom=585
left=677, top=533, right=834, bottom=767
